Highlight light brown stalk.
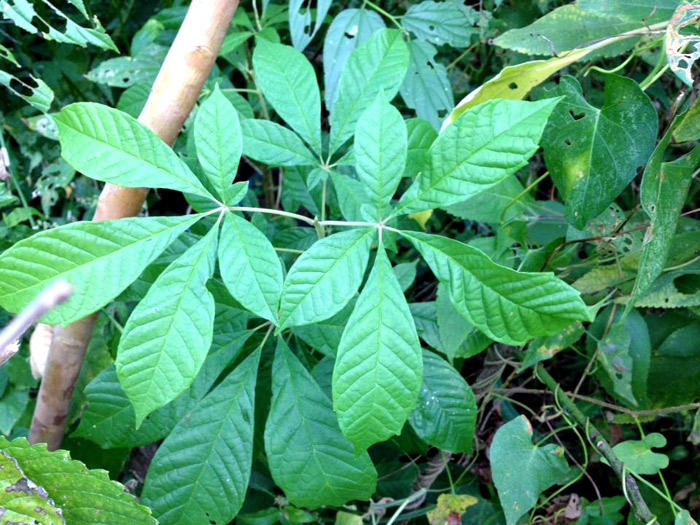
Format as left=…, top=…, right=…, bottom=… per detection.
left=29, top=0, right=240, bottom=449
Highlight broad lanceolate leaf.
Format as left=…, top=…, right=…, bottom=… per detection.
left=218, top=212, right=283, bottom=323
left=409, top=350, right=477, bottom=453
left=401, top=232, right=590, bottom=345
left=629, top=136, right=700, bottom=308
left=55, top=103, right=213, bottom=198
left=253, top=39, right=322, bottom=154
left=323, top=8, right=385, bottom=110
left=354, top=99, right=407, bottom=219
left=265, top=341, right=377, bottom=508
left=329, top=29, right=409, bottom=154
left=195, top=84, right=242, bottom=201
left=403, top=1, right=478, bottom=47
left=405, top=118, right=438, bottom=178
left=241, top=119, right=318, bottom=167
left=142, top=349, right=260, bottom=525
left=333, top=244, right=422, bottom=452
left=116, top=227, right=218, bottom=425
left=400, top=40, right=454, bottom=130
left=538, top=75, right=657, bottom=229
left=0, top=437, right=156, bottom=524
left=331, top=170, right=373, bottom=222
left=396, top=98, right=558, bottom=215
left=0, top=449, right=64, bottom=524
left=278, top=228, right=374, bottom=330
left=491, top=416, right=570, bottom=525
left=0, top=215, right=200, bottom=325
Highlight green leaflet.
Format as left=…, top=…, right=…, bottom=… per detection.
left=609, top=433, right=669, bottom=476
left=0, top=449, right=64, bottom=524
left=403, top=1, right=479, bottom=47
left=0, top=437, right=155, bottom=524
left=629, top=142, right=700, bottom=308
left=322, top=8, right=385, bottom=110
left=55, top=103, right=213, bottom=199
left=329, top=28, right=409, bottom=154
left=142, top=349, right=260, bottom=525
left=396, top=98, right=558, bottom=215
left=354, top=98, right=407, bottom=219
left=404, top=118, right=438, bottom=178
left=278, top=228, right=374, bottom=330
left=399, top=40, right=454, bottom=130
left=333, top=244, right=422, bottom=452
left=116, top=226, right=218, bottom=426
left=265, top=340, right=377, bottom=508
left=253, top=39, right=322, bottom=154
left=0, top=214, right=200, bottom=325
left=241, top=118, right=318, bottom=167
left=330, top=170, right=373, bottom=222
left=194, top=84, right=242, bottom=201
left=409, top=350, right=476, bottom=453
left=491, top=416, right=570, bottom=525
left=675, top=98, right=700, bottom=142
left=402, top=231, right=591, bottom=345
left=218, top=212, right=283, bottom=323
left=445, top=176, right=534, bottom=224
left=289, top=0, right=332, bottom=51
left=537, top=75, right=657, bottom=229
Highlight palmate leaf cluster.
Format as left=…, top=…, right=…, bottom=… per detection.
left=0, top=1, right=699, bottom=524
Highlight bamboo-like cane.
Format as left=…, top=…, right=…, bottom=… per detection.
left=29, top=0, right=240, bottom=449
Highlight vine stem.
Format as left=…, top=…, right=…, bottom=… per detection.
left=535, top=365, right=658, bottom=524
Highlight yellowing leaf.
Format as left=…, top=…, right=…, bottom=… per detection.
left=409, top=209, right=433, bottom=229
left=427, top=494, right=478, bottom=525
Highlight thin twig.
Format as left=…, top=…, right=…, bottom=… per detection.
left=0, top=280, right=72, bottom=365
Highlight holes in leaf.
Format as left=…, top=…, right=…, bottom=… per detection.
left=426, top=61, right=435, bottom=70
left=508, top=82, right=518, bottom=90
left=563, top=138, right=573, bottom=146
left=674, top=273, right=700, bottom=294
left=122, top=77, right=130, bottom=84
left=429, top=24, right=436, bottom=31
left=568, top=109, right=586, bottom=121
left=343, top=31, right=355, bottom=39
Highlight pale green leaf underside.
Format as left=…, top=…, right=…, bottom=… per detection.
left=195, top=84, right=242, bottom=200
left=330, top=28, right=409, bottom=154
left=0, top=437, right=156, bottom=524
left=253, top=40, right=322, bottom=154
left=265, top=341, right=377, bottom=508
left=333, top=244, right=422, bottom=452
left=354, top=98, right=407, bottom=219
left=55, top=103, right=213, bottom=198
left=0, top=215, right=200, bottom=325
left=218, top=212, right=283, bottom=323
left=278, top=228, right=374, bottom=330
left=402, top=231, right=591, bottom=345
left=491, top=416, right=570, bottom=525
left=409, top=350, right=476, bottom=453
left=397, top=98, right=559, bottom=215
left=241, top=118, right=318, bottom=167
left=142, top=350, right=259, bottom=525
left=116, top=227, right=218, bottom=425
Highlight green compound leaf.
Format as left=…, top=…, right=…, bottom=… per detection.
left=241, top=118, right=318, bottom=167
left=0, top=449, right=64, bottom=524
left=330, top=28, right=409, bottom=154
left=0, top=215, right=200, bottom=325
left=409, top=350, right=477, bottom=454
left=401, top=231, right=591, bottom=345
left=0, top=437, right=156, bottom=524
left=265, top=340, right=377, bottom=508
left=490, top=416, right=570, bottom=525
left=218, top=212, right=284, bottom=323
left=333, top=244, right=422, bottom=452
left=396, top=98, right=558, bottom=215
left=142, top=349, right=260, bottom=525
left=195, top=84, right=242, bottom=201
left=537, top=75, right=657, bottom=229
left=116, top=226, right=218, bottom=426
left=278, top=228, right=374, bottom=330
left=253, top=39, right=322, bottom=154
left=354, top=98, right=407, bottom=219
left=55, top=103, right=213, bottom=199
left=402, top=0, right=479, bottom=47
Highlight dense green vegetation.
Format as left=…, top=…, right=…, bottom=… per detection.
left=0, top=1, right=699, bottom=524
